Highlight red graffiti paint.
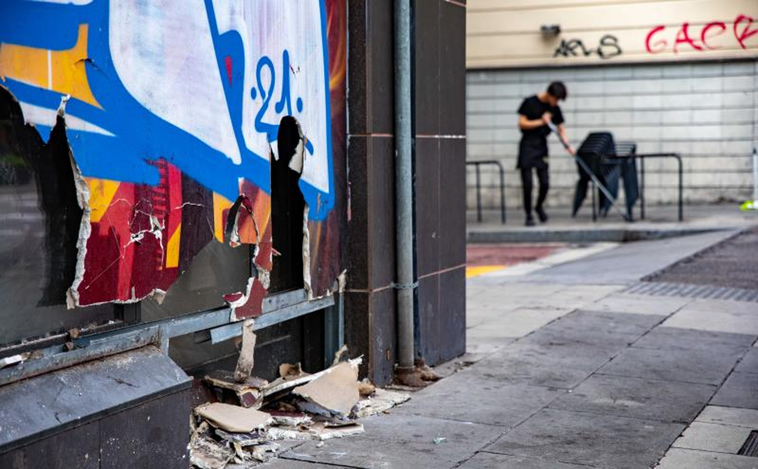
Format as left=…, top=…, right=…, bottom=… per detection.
left=645, top=25, right=666, bottom=54
left=224, top=55, right=233, bottom=85
left=701, top=21, right=727, bottom=50
left=673, top=22, right=703, bottom=53
left=645, top=15, right=758, bottom=54
left=734, top=15, right=758, bottom=50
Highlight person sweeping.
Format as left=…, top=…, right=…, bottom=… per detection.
left=517, top=81, right=575, bottom=226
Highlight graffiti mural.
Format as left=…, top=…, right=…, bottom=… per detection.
left=0, top=0, right=346, bottom=317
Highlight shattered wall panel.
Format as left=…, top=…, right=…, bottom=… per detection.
left=0, top=0, right=346, bottom=320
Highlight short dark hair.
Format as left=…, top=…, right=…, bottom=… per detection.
left=547, top=81, right=567, bottom=100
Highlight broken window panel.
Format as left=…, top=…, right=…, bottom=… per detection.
left=270, top=116, right=306, bottom=294
left=0, top=87, right=116, bottom=347
left=140, top=241, right=251, bottom=322
left=0, top=0, right=347, bottom=353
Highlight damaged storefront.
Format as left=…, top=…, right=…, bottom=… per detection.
left=0, top=0, right=466, bottom=467
left=1, top=0, right=349, bottom=465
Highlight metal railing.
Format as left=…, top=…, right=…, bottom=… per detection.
left=467, top=160, right=506, bottom=224
left=638, top=153, right=684, bottom=222
left=608, top=152, right=683, bottom=222
left=465, top=153, right=683, bottom=224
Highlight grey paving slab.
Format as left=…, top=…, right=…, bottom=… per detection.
left=663, top=303, right=758, bottom=335
left=258, top=460, right=353, bottom=469
left=551, top=309, right=663, bottom=335
left=524, top=230, right=738, bottom=285
left=583, top=293, right=691, bottom=316
left=468, top=306, right=574, bottom=339
left=684, top=299, right=758, bottom=316
left=465, top=336, right=515, bottom=355
left=656, top=448, right=758, bottom=469
left=523, top=310, right=662, bottom=351
left=632, top=326, right=756, bottom=353
left=550, top=284, right=626, bottom=303
left=471, top=341, right=614, bottom=389
left=484, top=408, right=684, bottom=469
left=735, top=348, right=758, bottom=374
left=696, top=406, right=758, bottom=428
left=549, top=374, right=717, bottom=423
left=711, top=372, right=758, bottom=410
left=457, top=452, right=591, bottom=469
left=281, top=414, right=498, bottom=469
left=673, top=421, right=752, bottom=454
left=598, top=346, right=743, bottom=385
left=394, top=369, right=564, bottom=427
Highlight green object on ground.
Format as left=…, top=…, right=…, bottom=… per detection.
left=740, top=200, right=758, bottom=211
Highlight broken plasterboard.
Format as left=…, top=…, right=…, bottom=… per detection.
left=233, top=319, right=256, bottom=383
left=189, top=434, right=234, bottom=469
left=215, top=428, right=266, bottom=447
left=195, top=402, right=273, bottom=433
left=353, top=388, right=411, bottom=419
left=292, top=360, right=361, bottom=418
left=266, top=410, right=312, bottom=427
left=204, top=369, right=268, bottom=409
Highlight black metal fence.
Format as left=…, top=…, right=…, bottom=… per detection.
left=466, top=160, right=506, bottom=224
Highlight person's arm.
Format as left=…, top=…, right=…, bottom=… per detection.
left=558, top=124, right=576, bottom=155
left=518, top=112, right=552, bottom=131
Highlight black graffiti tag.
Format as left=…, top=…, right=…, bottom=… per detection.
left=553, top=34, right=622, bottom=59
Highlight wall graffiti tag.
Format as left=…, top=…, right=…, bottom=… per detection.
left=0, top=0, right=347, bottom=316
left=645, top=14, right=758, bottom=54
left=553, top=35, right=622, bottom=60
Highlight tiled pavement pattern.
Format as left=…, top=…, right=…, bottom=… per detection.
left=264, top=234, right=758, bottom=469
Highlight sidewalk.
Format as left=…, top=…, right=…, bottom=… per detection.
left=261, top=228, right=758, bottom=469
left=467, top=204, right=757, bottom=243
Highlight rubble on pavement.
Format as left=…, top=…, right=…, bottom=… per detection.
left=189, top=351, right=410, bottom=467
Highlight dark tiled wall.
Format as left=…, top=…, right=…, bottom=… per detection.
left=345, top=0, right=466, bottom=383
left=346, top=0, right=397, bottom=385
left=414, top=0, right=467, bottom=366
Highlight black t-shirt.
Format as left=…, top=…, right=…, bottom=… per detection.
left=517, top=95, right=564, bottom=169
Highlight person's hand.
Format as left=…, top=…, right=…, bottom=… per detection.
left=567, top=146, right=577, bottom=156
left=541, top=112, right=552, bottom=125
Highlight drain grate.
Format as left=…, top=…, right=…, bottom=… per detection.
left=624, top=282, right=758, bottom=303
left=738, top=430, right=758, bottom=457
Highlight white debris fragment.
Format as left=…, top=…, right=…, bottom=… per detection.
left=292, top=360, right=361, bottom=418
left=352, top=388, right=411, bottom=419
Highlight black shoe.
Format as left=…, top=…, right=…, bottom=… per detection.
left=525, top=216, right=535, bottom=227
left=536, top=206, right=548, bottom=223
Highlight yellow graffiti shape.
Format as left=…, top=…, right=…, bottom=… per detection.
left=87, top=177, right=120, bottom=223
left=213, top=192, right=234, bottom=243
left=0, top=24, right=100, bottom=108
left=166, top=223, right=181, bottom=268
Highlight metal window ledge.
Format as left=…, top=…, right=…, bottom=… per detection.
left=0, top=289, right=336, bottom=387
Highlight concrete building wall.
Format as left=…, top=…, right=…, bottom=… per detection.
left=465, top=0, right=758, bottom=211
left=466, top=61, right=758, bottom=210
left=467, top=0, right=757, bottom=68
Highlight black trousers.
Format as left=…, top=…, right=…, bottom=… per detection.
left=520, top=166, right=549, bottom=216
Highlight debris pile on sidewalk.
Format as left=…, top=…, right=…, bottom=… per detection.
left=189, top=353, right=410, bottom=468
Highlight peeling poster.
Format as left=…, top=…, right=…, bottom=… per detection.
left=0, top=0, right=346, bottom=318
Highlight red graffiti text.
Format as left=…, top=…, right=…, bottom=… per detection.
left=646, top=14, right=758, bottom=54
